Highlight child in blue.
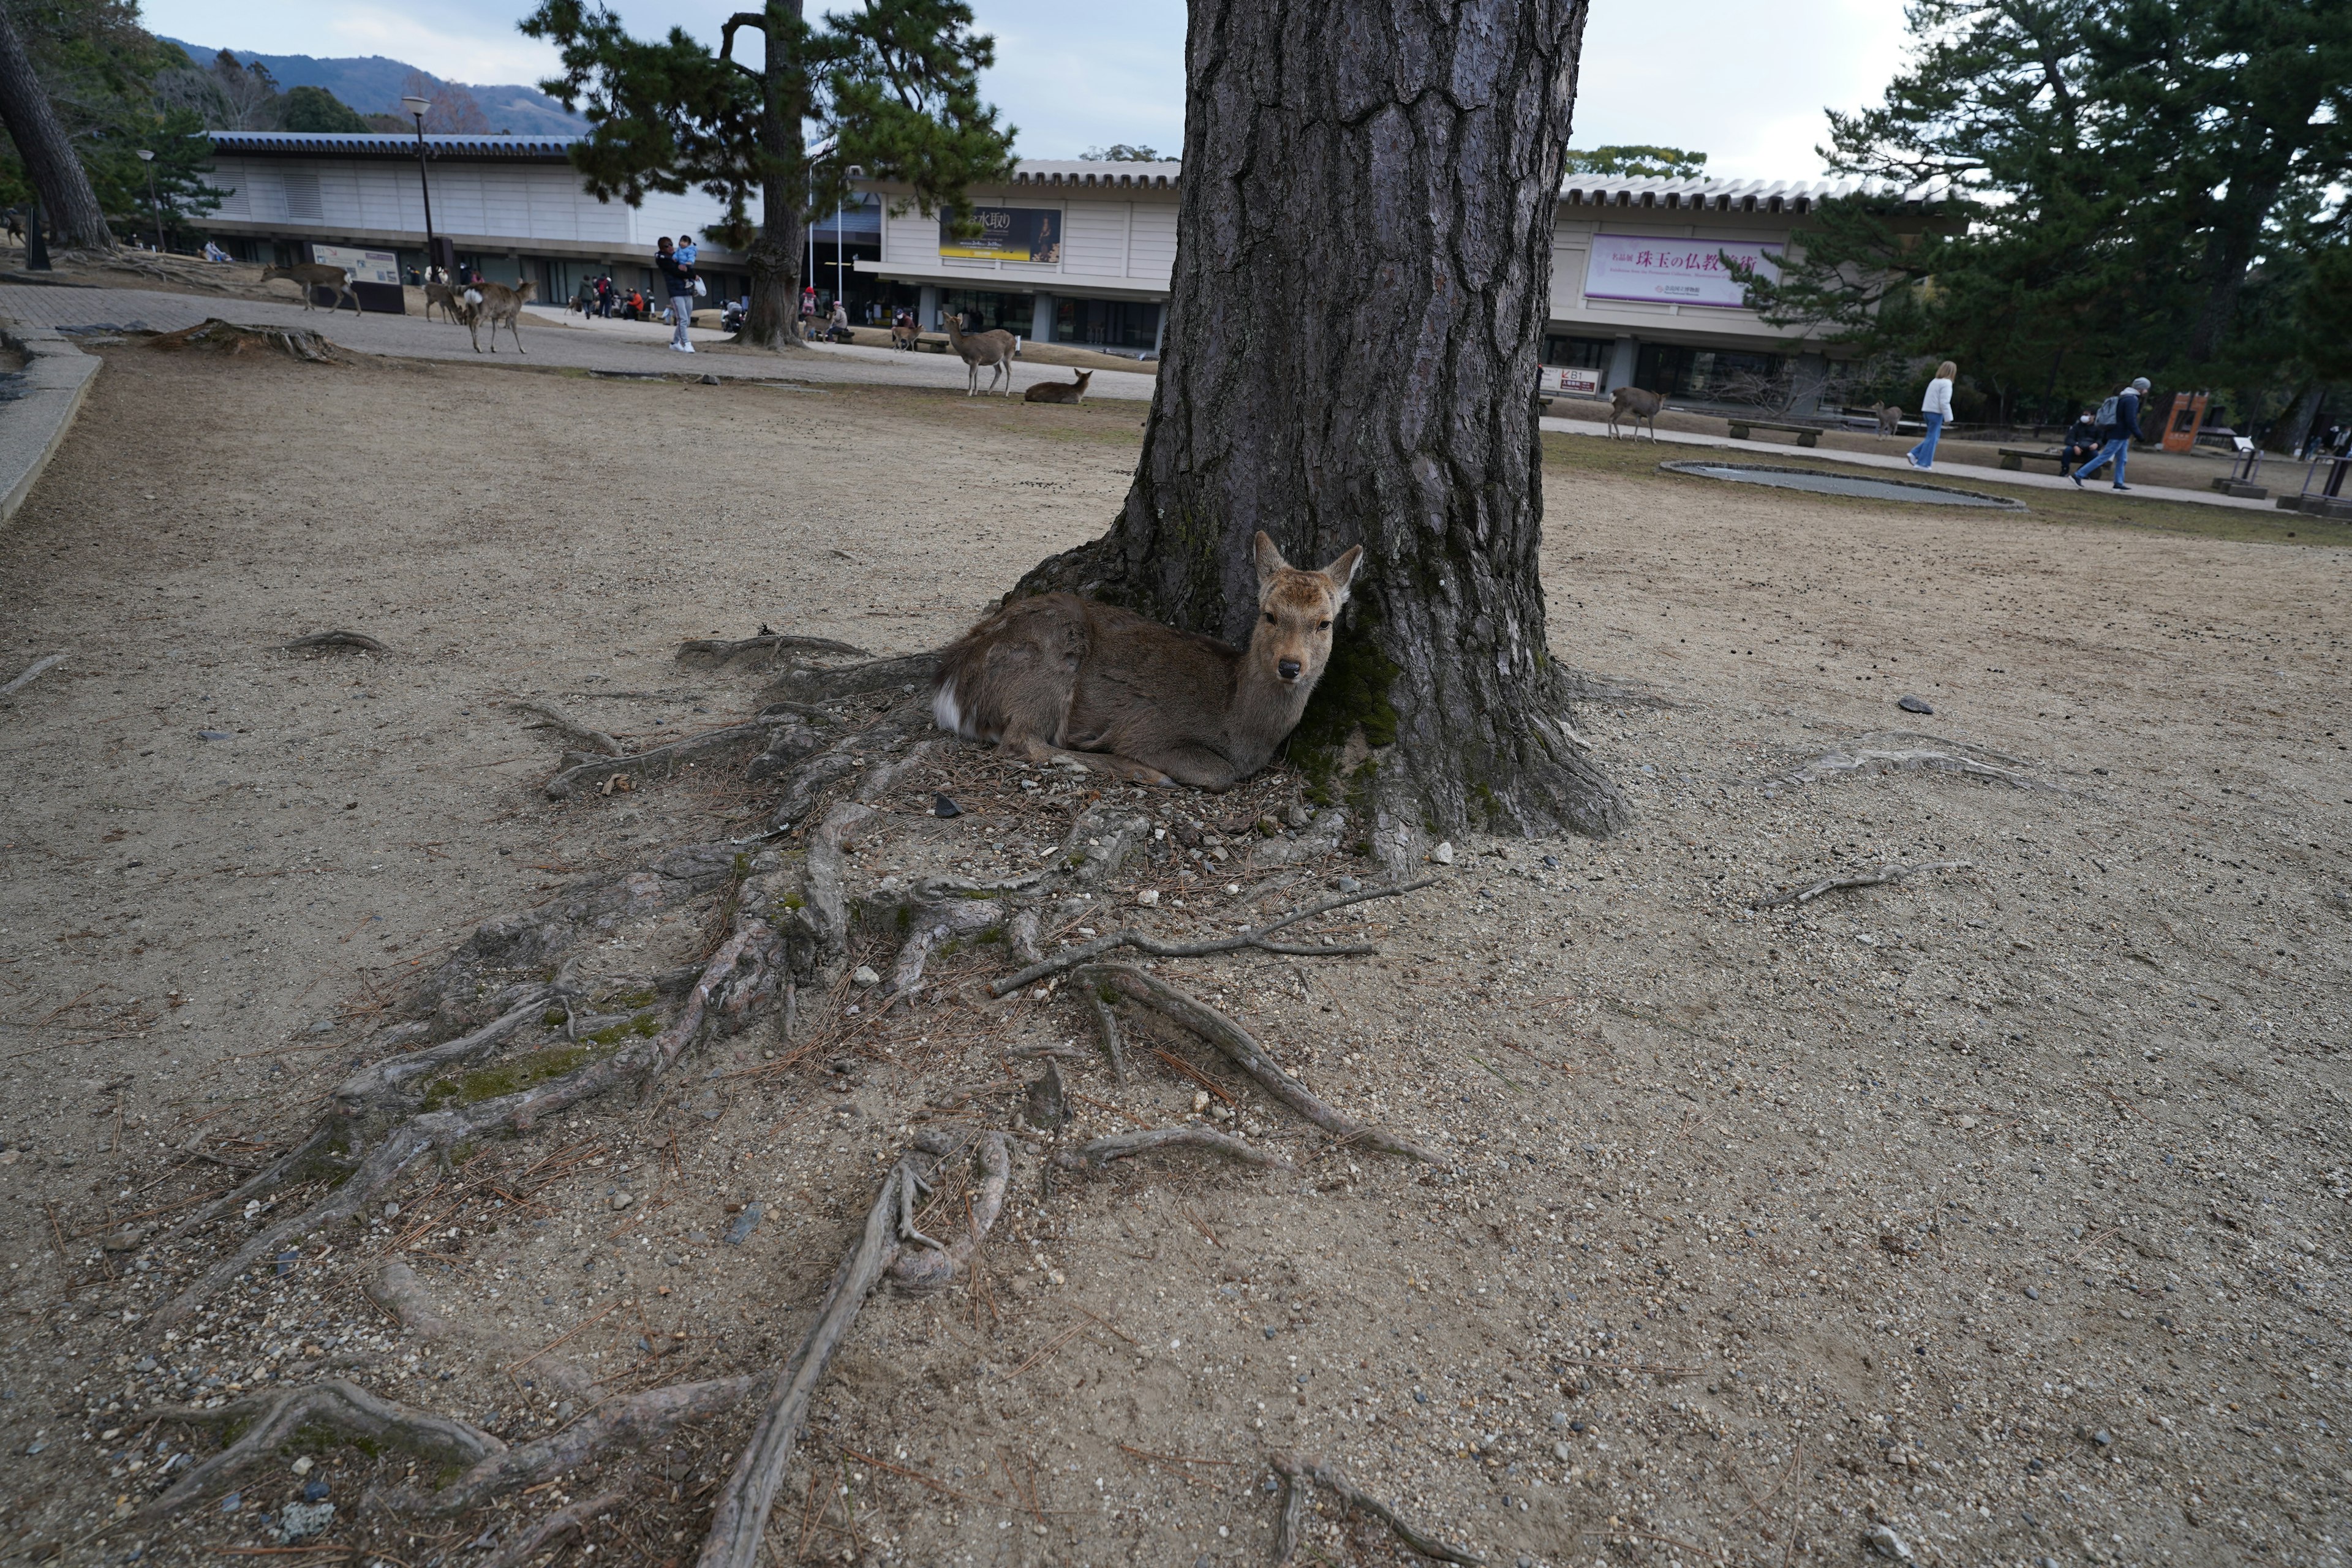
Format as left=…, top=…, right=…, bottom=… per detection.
left=674, top=235, right=698, bottom=268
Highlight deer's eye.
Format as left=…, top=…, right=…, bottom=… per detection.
left=1264, top=612, right=1277, bottom=625
left=1317, top=620, right=1331, bottom=631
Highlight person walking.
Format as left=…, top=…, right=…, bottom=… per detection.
left=2072, top=376, right=2149, bottom=491
left=656, top=236, right=696, bottom=353
left=1907, top=361, right=1956, bottom=469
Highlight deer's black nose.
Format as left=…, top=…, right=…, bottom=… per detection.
left=1278, top=658, right=1303, bottom=680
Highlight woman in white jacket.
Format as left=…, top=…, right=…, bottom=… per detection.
left=1909, top=361, right=1956, bottom=470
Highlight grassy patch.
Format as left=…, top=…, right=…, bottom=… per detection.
left=1540, top=431, right=2329, bottom=549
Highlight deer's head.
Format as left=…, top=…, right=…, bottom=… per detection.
left=1248, top=531, right=1363, bottom=692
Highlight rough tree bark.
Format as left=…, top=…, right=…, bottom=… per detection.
left=1017, top=0, right=1627, bottom=862
left=0, top=1, right=111, bottom=249
left=720, top=0, right=806, bottom=351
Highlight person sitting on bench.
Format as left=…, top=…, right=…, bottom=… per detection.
left=2059, top=412, right=2100, bottom=477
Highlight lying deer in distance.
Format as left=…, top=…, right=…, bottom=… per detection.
left=942, top=310, right=1017, bottom=397
left=1023, top=369, right=1091, bottom=404
left=932, top=532, right=1364, bottom=790
left=260, top=262, right=363, bottom=317
left=462, top=279, right=537, bottom=353
left=1608, top=383, right=1666, bottom=440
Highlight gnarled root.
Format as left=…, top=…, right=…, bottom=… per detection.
left=135, top=1379, right=500, bottom=1522
left=547, top=715, right=818, bottom=800
left=151, top=922, right=782, bottom=1333
left=481, top=1487, right=628, bottom=1568
left=1087, top=963, right=1441, bottom=1164
left=1271, top=1452, right=1482, bottom=1566
left=758, top=650, right=940, bottom=707
left=1055, top=1126, right=1288, bottom=1170
left=885, top=1129, right=1012, bottom=1293
left=675, top=631, right=869, bottom=671
left=364, top=1260, right=452, bottom=1338
left=506, top=698, right=624, bottom=757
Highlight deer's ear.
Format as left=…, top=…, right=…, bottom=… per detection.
left=1253, top=531, right=1289, bottom=587
left=1321, top=545, right=1364, bottom=603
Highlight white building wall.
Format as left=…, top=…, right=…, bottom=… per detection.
left=1125, top=204, right=1177, bottom=281
left=1062, top=203, right=1126, bottom=278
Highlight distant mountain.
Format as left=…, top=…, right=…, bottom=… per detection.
left=161, top=40, right=589, bottom=137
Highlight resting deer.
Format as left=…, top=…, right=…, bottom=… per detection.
left=423, top=280, right=467, bottom=324
left=461, top=279, right=537, bottom=353
left=1023, top=369, right=1091, bottom=405
left=1607, top=384, right=1665, bottom=440
left=260, top=262, right=363, bottom=317
left=932, top=532, right=1365, bottom=790
left=941, top=311, right=1017, bottom=397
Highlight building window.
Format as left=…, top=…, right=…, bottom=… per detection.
left=1054, top=297, right=1157, bottom=350
left=938, top=288, right=1034, bottom=334
left=1634, top=344, right=1783, bottom=399
left=1544, top=335, right=1613, bottom=369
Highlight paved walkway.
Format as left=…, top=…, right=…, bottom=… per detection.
left=0, top=282, right=1159, bottom=399
left=1537, top=410, right=2276, bottom=514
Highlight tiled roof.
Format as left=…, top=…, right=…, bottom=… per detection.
left=208, top=131, right=579, bottom=160
left=1005, top=160, right=1183, bottom=190
left=1557, top=175, right=1953, bottom=214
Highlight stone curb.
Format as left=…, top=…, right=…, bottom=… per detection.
left=0, top=320, right=100, bottom=527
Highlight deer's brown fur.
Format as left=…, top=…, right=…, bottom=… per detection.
left=932, top=533, right=1363, bottom=789
left=462, top=279, right=537, bottom=353
left=1608, top=384, right=1665, bottom=440
left=423, top=281, right=467, bottom=324
left=260, top=263, right=363, bottom=317
left=1023, top=369, right=1091, bottom=405
left=942, top=312, right=1017, bottom=397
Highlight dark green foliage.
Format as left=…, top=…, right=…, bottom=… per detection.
left=1562, top=145, right=1707, bottom=178
left=0, top=0, right=221, bottom=241
left=1082, top=143, right=1161, bottom=161
left=519, top=0, right=1014, bottom=347
left=1751, top=0, right=2352, bottom=432
left=279, top=85, right=368, bottom=134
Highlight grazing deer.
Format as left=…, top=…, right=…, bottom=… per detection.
left=1023, top=369, right=1091, bottom=405
left=1867, top=401, right=1902, bottom=435
left=423, top=280, right=467, bottom=324
left=1607, top=384, right=1666, bottom=440
left=461, top=279, right=537, bottom=353
left=932, top=532, right=1365, bottom=790
left=260, top=262, right=363, bottom=317
left=889, top=318, right=921, bottom=351
left=941, top=311, right=1017, bottom=397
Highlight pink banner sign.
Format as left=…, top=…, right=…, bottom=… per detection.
left=1538, top=366, right=1602, bottom=396
left=1583, top=234, right=1781, bottom=309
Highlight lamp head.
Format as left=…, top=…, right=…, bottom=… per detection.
left=402, top=94, right=432, bottom=119
left=136, top=148, right=154, bottom=162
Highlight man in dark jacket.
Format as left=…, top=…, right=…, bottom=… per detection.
left=2072, top=375, right=2149, bottom=491
left=656, top=237, right=698, bottom=352
left=2059, top=411, right=2101, bottom=476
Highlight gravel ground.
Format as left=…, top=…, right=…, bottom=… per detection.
left=0, top=345, right=2346, bottom=1568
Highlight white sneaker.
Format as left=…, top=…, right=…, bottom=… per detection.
left=679, top=342, right=695, bottom=353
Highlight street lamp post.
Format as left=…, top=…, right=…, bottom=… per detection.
left=402, top=95, right=439, bottom=282
left=135, top=148, right=160, bottom=251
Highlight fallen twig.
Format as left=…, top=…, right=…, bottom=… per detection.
left=281, top=630, right=386, bottom=654
left=479, top=1487, right=625, bottom=1568
left=1754, top=861, right=1972, bottom=910
left=1, top=652, right=64, bottom=698
left=986, top=878, right=1431, bottom=997
left=505, top=699, right=624, bottom=757
left=1054, top=1125, right=1288, bottom=1171
left=1271, top=1452, right=1480, bottom=1566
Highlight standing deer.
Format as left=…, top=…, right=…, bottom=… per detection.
left=1866, top=402, right=1902, bottom=435
left=1023, top=369, right=1091, bottom=405
left=423, top=280, right=467, bottom=323
left=461, top=279, right=537, bottom=353
left=260, top=262, right=363, bottom=317
left=1607, top=384, right=1666, bottom=440
left=889, top=317, right=921, bottom=351
left=941, top=310, right=1017, bottom=397
left=931, top=532, right=1364, bottom=789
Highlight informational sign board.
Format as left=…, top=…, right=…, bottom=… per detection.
left=1583, top=234, right=1781, bottom=309
left=1539, top=365, right=1604, bottom=396
left=307, top=243, right=407, bottom=314
left=939, top=206, right=1063, bottom=263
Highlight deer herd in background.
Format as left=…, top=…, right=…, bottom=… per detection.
left=262, top=261, right=533, bottom=354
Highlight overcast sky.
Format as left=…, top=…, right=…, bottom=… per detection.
left=146, top=0, right=1909, bottom=181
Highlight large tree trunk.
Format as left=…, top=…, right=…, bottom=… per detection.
left=1017, top=0, right=1627, bottom=861
left=0, top=0, right=111, bottom=249
left=737, top=0, right=805, bottom=351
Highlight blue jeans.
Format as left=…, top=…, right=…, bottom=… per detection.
left=2075, top=435, right=2130, bottom=485
left=1909, top=412, right=1943, bottom=468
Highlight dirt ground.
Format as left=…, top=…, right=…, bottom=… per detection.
left=1, top=345, right=2347, bottom=1568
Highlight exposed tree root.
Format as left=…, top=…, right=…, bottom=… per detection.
left=1754, top=860, right=1975, bottom=910
left=363, top=1260, right=452, bottom=1338
left=1779, top=747, right=2056, bottom=791
left=885, top=1129, right=1012, bottom=1293
left=1055, top=1125, right=1288, bottom=1170
left=151, top=318, right=345, bottom=363
left=135, top=1379, right=500, bottom=1522
left=675, top=631, right=869, bottom=671
left=1271, top=1453, right=1482, bottom=1566
left=480, top=1487, right=627, bottom=1568
left=281, top=630, right=386, bottom=654
left=1085, top=984, right=1129, bottom=1082
left=546, top=714, right=819, bottom=800
left=986, top=875, right=1430, bottom=997
left=759, top=650, right=940, bottom=707
left=505, top=698, right=624, bottom=757
left=150, top=923, right=779, bottom=1332
left=1087, top=963, right=1441, bottom=1164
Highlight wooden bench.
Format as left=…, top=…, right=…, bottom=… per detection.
left=1726, top=418, right=1820, bottom=447
left=1997, top=447, right=2070, bottom=472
